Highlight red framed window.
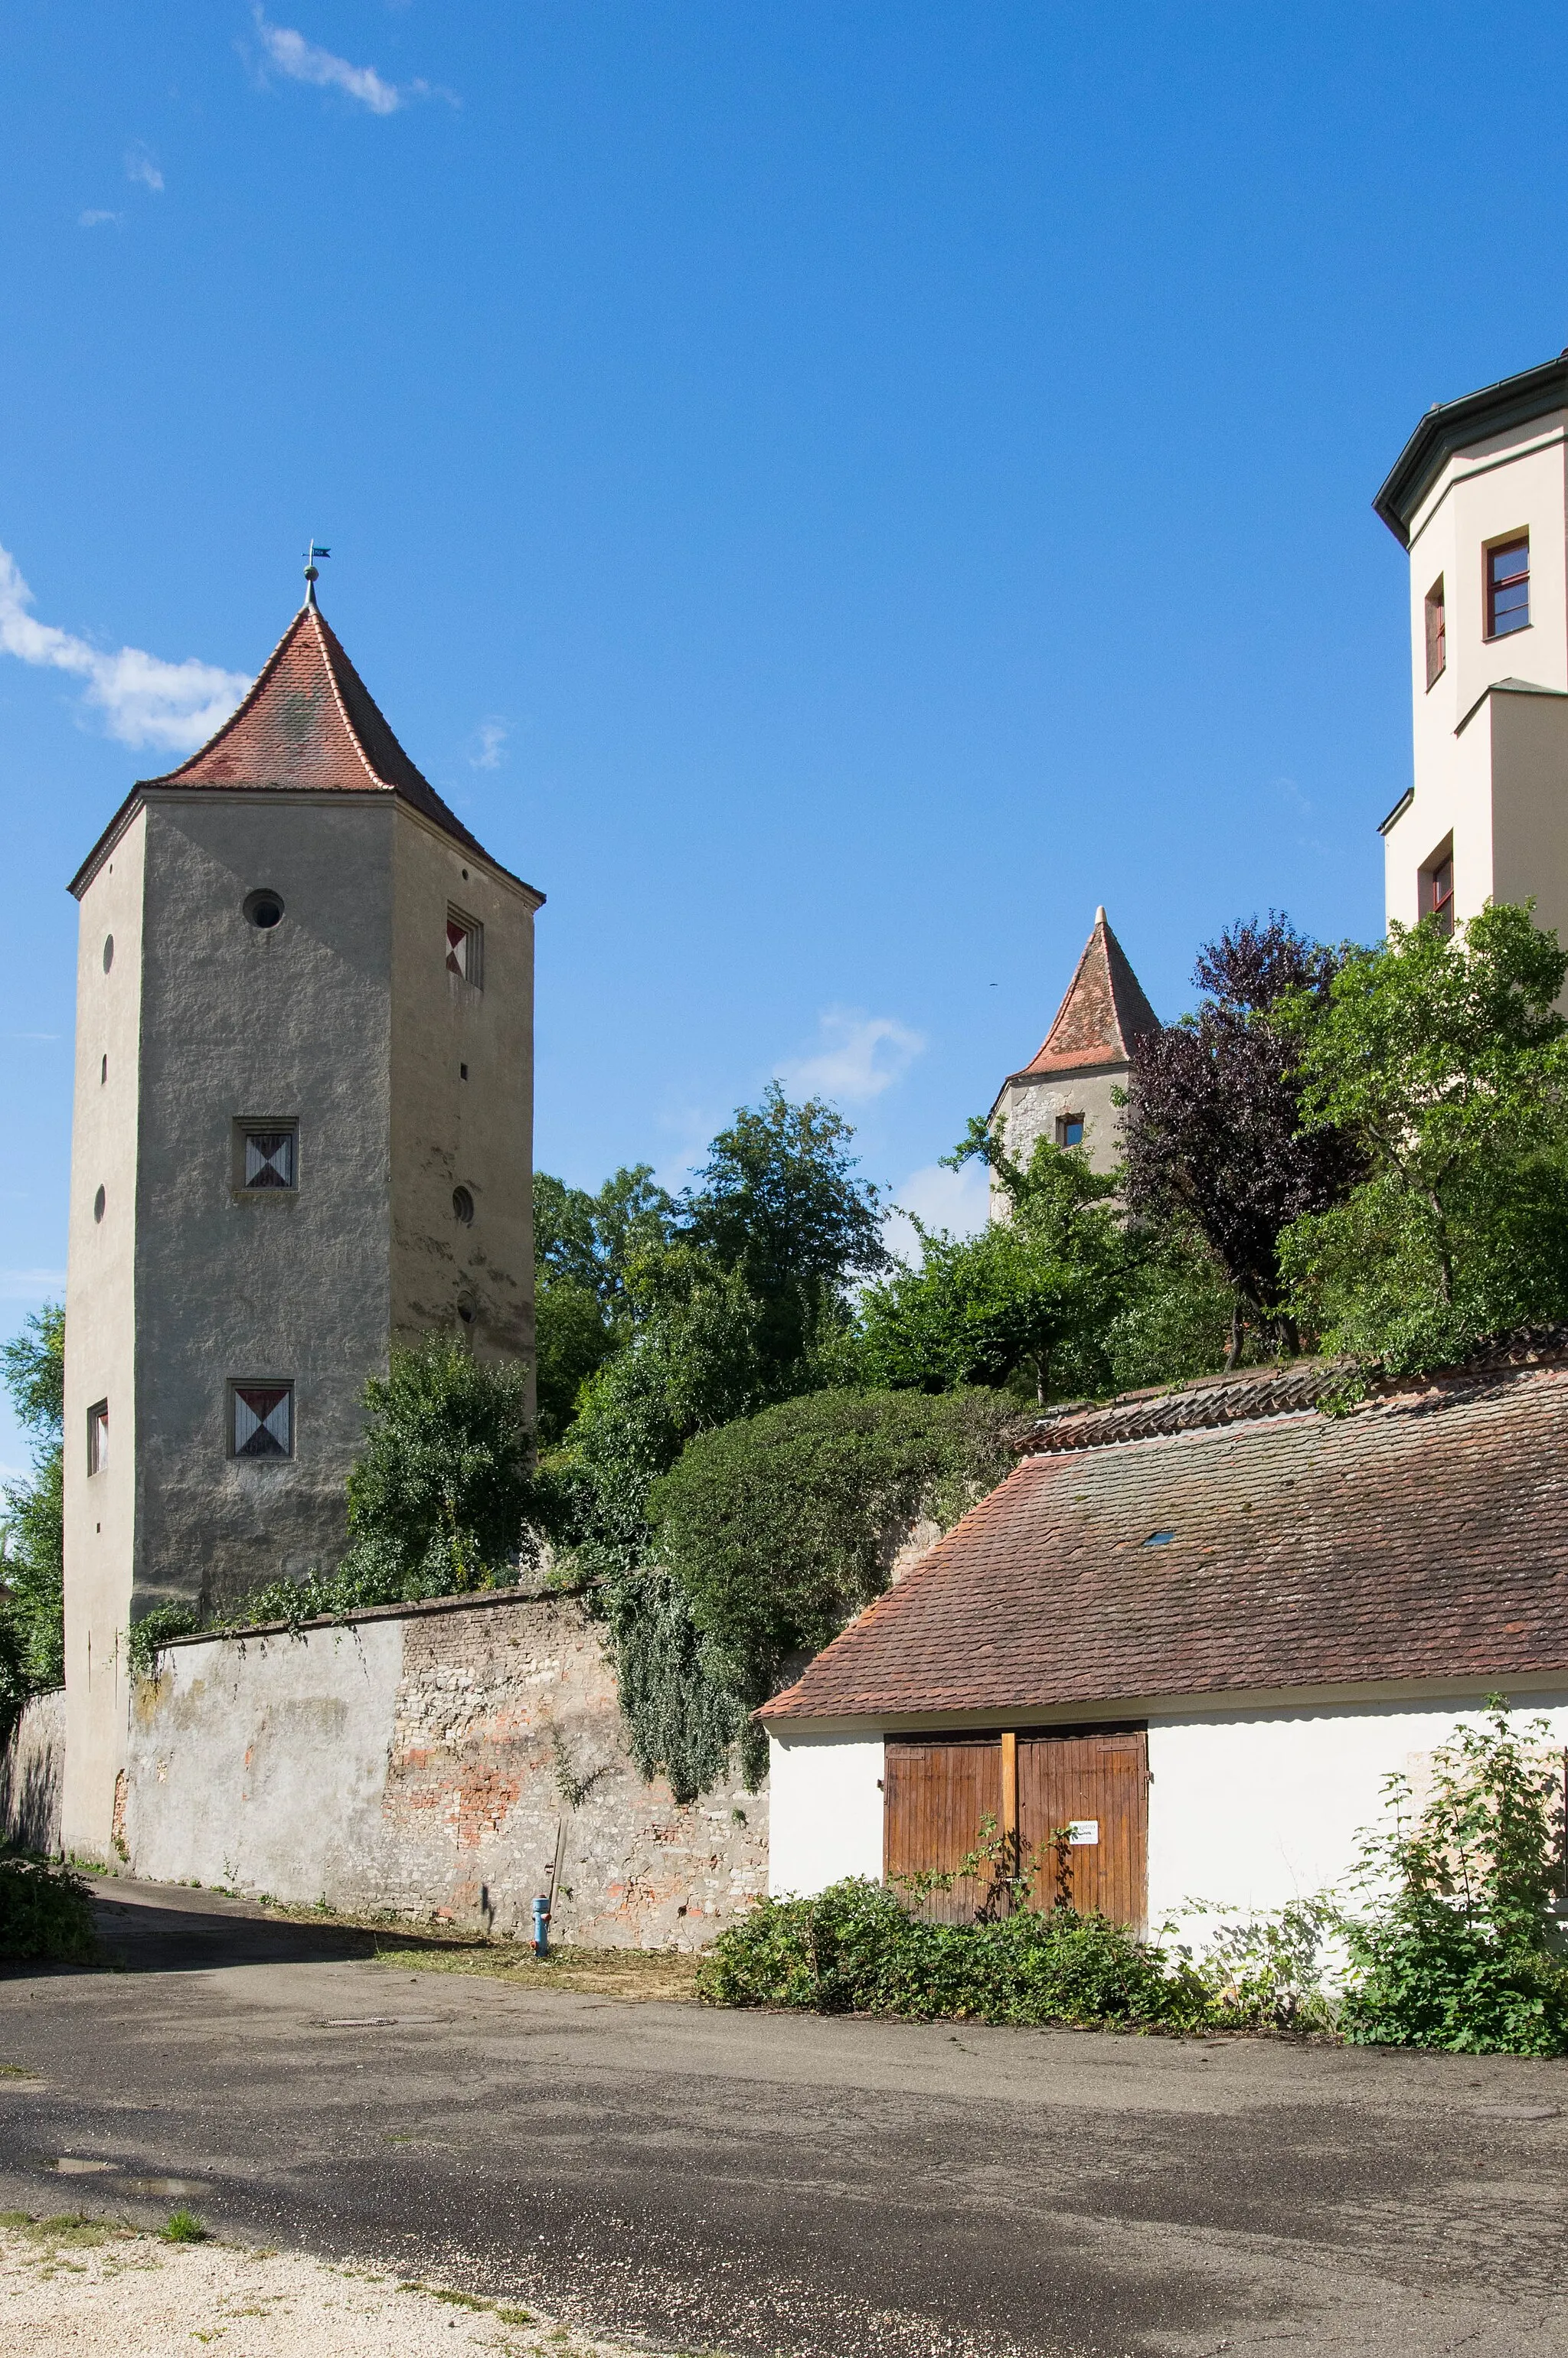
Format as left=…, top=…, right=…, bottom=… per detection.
left=1486, top=538, right=1529, bottom=638
left=1427, top=854, right=1455, bottom=937
left=1425, top=576, right=1446, bottom=686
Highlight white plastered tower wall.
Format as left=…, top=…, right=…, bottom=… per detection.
left=1377, top=361, right=1568, bottom=945
left=61, top=811, right=147, bottom=1858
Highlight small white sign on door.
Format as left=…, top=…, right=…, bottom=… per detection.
left=1067, top=1819, right=1099, bottom=1846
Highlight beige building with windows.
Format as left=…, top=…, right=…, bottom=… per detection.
left=987, top=907, right=1159, bottom=1207
left=60, top=586, right=543, bottom=1857
left=1376, top=351, right=1568, bottom=941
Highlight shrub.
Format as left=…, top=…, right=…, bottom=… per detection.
left=1339, top=1697, right=1568, bottom=2054
left=0, top=1853, right=98, bottom=1965
left=697, top=1877, right=1213, bottom=2031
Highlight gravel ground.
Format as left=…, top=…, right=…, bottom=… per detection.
left=0, top=2216, right=674, bottom=2356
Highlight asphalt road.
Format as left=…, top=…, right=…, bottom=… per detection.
left=2, top=1880, right=1566, bottom=2357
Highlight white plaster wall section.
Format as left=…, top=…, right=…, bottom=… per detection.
left=126, top=1619, right=405, bottom=1900
left=133, top=795, right=396, bottom=1608
left=767, top=1732, right=884, bottom=1896
left=1388, top=412, right=1568, bottom=936
left=389, top=807, right=538, bottom=1385
left=62, top=806, right=147, bottom=1855
left=1146, top=1692, right=1568, bottom=1946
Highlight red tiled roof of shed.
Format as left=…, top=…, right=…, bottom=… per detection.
left=1006, top=909, right=1161, bottom=1084
left=760, top=1354, right=1568, bottom=1723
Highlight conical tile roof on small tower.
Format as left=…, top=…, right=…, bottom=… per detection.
left=1009, top=906, right=1160, bottom=1083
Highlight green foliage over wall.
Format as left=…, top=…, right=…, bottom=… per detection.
left=648, top=1387, right=1015, bottom=1726
left=0, top=1305, right=65, bottom=1720
left=1280, top=903, right=1568, bottom=1372
left=1341, top=1697, right=1568, bottom=2053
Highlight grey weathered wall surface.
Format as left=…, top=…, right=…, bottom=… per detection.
left=1, top=1690, right=66, bottom=1855
left=124, top=1589, right=767, bottom=1948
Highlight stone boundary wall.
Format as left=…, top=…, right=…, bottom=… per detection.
left=0, top=1689, right=65, bottom=1855
left=123, top=1589, right=767, bottom=1948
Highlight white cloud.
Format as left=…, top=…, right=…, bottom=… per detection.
left=775, top=1008, right=925, bottom=1106
left=0, top=544, right=251, bottom=753
left=882, top=1160, right=991, bottom=1266
left=79, top=209, right=121, bottom=228
left=0, top=1268, right=66, bottom=1301
left=469, top=718, right=508, bottom=771
left=253, top=12, right=413, bottom=114
left=126, top=143, right=164, bottom=192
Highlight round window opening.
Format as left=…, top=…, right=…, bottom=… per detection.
left=93, top=1185, right=106, bottom=1223
left=243, top=890, right=285, bottom=930
left=457, top=1304, right=475, bottom=1327
left=452, top=1186, right=475, bottom=1226
left=102, top=933, right=114, bottom=973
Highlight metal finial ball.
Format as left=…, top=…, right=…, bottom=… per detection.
left=304, top=565, right=319, bottom=583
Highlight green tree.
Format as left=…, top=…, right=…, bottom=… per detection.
left=532, top=1164, right=681, bottom=1444
left=854, top=1132, right=1129, bottom=1403
left=341, top=1336, right=535, bottom=1594
left=1279, top=902, right=1568, bottom=1369
left=1, top=1304, right=66, bottom=1707
left=679, top=1084, right=890, bottom=1385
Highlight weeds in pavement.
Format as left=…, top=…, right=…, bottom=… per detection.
left=160, top=2210, right=208, bottom=2242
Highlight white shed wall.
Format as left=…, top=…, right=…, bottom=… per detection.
left=767, top=1732, right=884, bottom=1896
left=1147, top=1693, right=1568, bottom=1934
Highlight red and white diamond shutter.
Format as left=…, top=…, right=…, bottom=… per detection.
left=234, top=1385, right=292, bottom=1458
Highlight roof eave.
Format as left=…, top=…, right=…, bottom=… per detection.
left=1374, top=353, right=1568, bottom=547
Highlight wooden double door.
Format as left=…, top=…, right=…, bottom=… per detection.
left=883, top=1728, right=1148, bottom=1929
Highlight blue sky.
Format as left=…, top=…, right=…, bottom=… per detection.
left=2, top=2, right=1566, bottom=1471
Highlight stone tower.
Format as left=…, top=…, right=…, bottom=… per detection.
left=1375, top=351, right=1568, bottom=943
left=988, top=909, right=1159, bottom=1207
left=60, top=589, right=543, bottom=1856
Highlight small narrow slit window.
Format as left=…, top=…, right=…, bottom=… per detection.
left=1057, top=1113, right=1085, bottom=1148
left=1425, top=575, right=1446, bottom=686
left=240, top=1125, right=296, bottom=1190
left=446, top=908, right=482, bottom=988
left=1486, top=537, right=1530, bottom=638
left=1426, top=851, right=1455, bottom=937
left=231, top=1383, right=293, bottom=1460
left=87, top=1399, right=108, bottom=1475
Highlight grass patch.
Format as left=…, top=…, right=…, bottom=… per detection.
left=160, top=2209, right=208, bottom=2243
left=374, top=1939, right=703, bottom=2002
left=2, top=2213, right=119, bottom=2248
left=0, top=1853, right=98, bottom=1965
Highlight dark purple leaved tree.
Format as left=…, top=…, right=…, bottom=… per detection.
left=1122, top=916, right=1364, bottom=1365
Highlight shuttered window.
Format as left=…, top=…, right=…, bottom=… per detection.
left=230, top=1383, right=292, bottom=1460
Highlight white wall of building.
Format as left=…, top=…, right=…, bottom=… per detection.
left=767, top=1732, right=884, bottom=1896
left=1384, top=409, right=1568, bottom=939
left=1147, top=1692, right=1568, bottom=1936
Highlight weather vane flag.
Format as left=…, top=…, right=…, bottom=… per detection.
left=302, top=540, right=332, bottom=603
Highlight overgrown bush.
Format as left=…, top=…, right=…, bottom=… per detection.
left=697, top=1876, right=1213, bottom=2030
left=0, top=1853, right=97, bottom=1965
left=648, top=1387, right=1014, bottom=1730
left=1339, top=1698, right=1568, bottom=2053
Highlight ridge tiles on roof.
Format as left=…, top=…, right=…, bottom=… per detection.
left=1015, top=910, right=1161, bottom=1079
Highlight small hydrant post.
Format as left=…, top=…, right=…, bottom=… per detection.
left=531, top=1893, right=551, bottom=1957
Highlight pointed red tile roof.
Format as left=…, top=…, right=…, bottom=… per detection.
left=144, top=600, right=501, bottom=867
left=70, top=599, right=541, bottom=900
left=1008, top=909, right=1160, bottom=1083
